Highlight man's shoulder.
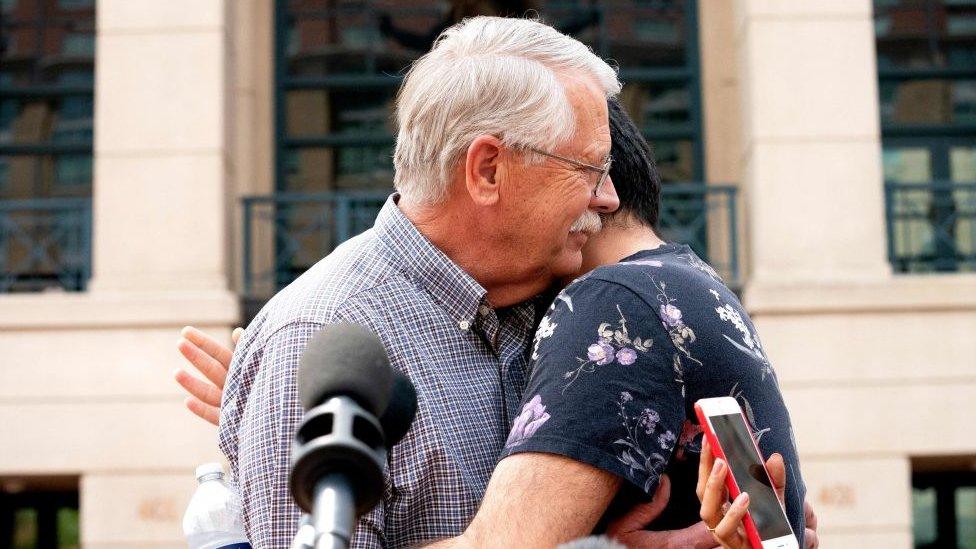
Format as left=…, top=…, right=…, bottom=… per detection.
left=249, top=229, right=409, bottom=336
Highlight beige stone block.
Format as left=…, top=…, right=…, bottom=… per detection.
left=96, top=32, right=224, bottom=153
left=815, top=530, right=911, bottom=549
left=801, top=457, right=910, bottom=531
left=746, top=275, right=976, bottom=315
left=754, top=308, right=976, bottom=385
left=746, top=141, right=889, bottom=283
left=699, top=0, right=743, bottom=184
left=784, top=383, right=976, bottom=457
left=739, top=18, right=880, bottom=141
left=0, top=401, right=221, bottom=472
left=0, top=292, right=239, bottom=330
left=98, top=0, right=224, bottom=32
left=737, top=0, right=872, bottom=20
left=91, top=154, right=229, bottom=292
left=81, top=472, right=198, bottom=545
left=0, top=325, right=233, bottom=399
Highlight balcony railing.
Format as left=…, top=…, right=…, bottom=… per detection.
left=0, top=198, right=92, bottom=293
left=242, top=185, right=740, bottom=299
left=885, top=181, right=976, bottom=273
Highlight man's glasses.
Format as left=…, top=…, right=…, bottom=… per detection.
left=524, top=146, right=613, bottom=197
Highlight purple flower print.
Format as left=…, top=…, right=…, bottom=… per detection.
left=660, top=304, right=683, bottom=328
left=588, top=341, right=615, bottom=365
left=658, top=430, right=677, bottom=450
left=639, top=408, right=661, bottom=434
left=616, top=348, right=637, bottom=365
left=505, top=394, right=551, bottom=449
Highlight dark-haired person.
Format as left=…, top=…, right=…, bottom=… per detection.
left=177, top=97, right=817, bottom=548
left=436, top=97, right=812, bottom=547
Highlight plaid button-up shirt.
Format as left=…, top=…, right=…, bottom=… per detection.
left=218, top=195, right=541, bottom=548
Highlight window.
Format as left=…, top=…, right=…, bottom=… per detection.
left=0, top=0, right=94, bottom=292
left=263, top=1, right=706, bottom=293
left=875, top=0, right=976, bottom=273
left=0, top=477, right=79, bottom=549
left=275, top=1, right=702, bottom=193
left=912, top=467, right=976, bottom=548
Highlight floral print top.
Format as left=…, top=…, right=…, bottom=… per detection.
left=500, top=244, right=806, bottom=540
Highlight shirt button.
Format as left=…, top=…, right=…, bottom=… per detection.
left=478, top=305, right=491, bottom=316
left=459, top=320, right=471, bottom=331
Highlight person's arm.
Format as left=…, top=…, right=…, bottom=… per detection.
left=218, top=321, right=318, bottom=548
left=431, top=453, right=621, bottom=547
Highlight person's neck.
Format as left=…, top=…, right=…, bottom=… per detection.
left=578, top=218, right=666, bottom=275
left=400, top=198, right=549, bottom=308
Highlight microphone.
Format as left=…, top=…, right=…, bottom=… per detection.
left=378, top=370, right=418, bottom=447
left=289, top=323, right=416, bottom=549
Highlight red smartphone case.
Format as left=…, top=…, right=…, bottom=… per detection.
left=694, top=402, right=768, bottom=549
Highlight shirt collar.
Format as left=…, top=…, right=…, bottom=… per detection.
left=373, top=194, right=488, bottom=331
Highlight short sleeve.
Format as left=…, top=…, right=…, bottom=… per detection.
left=501, top=277, right=685, bottom=495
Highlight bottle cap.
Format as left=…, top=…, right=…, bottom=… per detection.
left=194, top=462, right=224, bottom=481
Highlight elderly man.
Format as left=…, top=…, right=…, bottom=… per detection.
left=220, top=16, right=621, bottom=548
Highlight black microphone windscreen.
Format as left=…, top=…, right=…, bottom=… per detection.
left=298, top=322, right=393, bottom=415
left=378, top=371, right=417, bottom=448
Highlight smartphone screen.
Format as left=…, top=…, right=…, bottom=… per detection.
left=708, top=412, right=793, bottom=540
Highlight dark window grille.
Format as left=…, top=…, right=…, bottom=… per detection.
left=262, top=1, right=718, bottom=300
left=0, top=0, right=95, bottom=292
left=875, top=0, right=976, bottom=273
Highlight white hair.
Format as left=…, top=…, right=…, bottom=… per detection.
left=392, top=16, right=621, bottom=205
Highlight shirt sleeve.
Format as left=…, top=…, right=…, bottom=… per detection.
left=219, top=321, right=314, bottom=548
left=501, top=277, right=685, bottom=496
left=219, top=320, right=392, bottom=548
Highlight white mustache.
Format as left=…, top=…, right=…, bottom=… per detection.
left=569, top=210, right=602, bottom=235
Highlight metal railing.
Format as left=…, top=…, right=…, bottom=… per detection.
left=0, top=198, right=92, bottom=293
left=884, top=181, right=976, bottom=273
left=242, top=185, right=740, bottom=298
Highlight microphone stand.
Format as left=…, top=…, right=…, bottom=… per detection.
left=288, top=476, right=358, bottom=549
left=290, top=514, right=315, bottom=549
left=311, top=474, right=357, bottom=549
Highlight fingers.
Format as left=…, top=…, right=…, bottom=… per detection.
left=804, top=527, right=819, bottom=549
left=174, top=368, right=223, bottom=407
left=606, top=475, right=671, bottom=536
left=713, top=492, right=749, bottom=547
left=700, top=458, right=730, bottom=527
left=184, top=396, right=220, bottom=426
left=181, top=326, right=235, bottom=370
left=765, top=452, right=786, bottom=502
left=611, top=521, right=718, bottom=549
left=804, top=498, right=818, bottom=531
left=178, top=329, right=230, bottom=389
left=697, top=437, right=714, bottom=502
left=232, top=327, right=244, bottom=346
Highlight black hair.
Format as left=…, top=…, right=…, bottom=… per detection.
left=607, top=97, right=661, bottom=229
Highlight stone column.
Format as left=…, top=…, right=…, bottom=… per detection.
left=735, top=0, right=890, bottom=288
left=735, top=3, right=976, bottom=548
left=90, top=0, right=235, bottom=296
left=82, top=1, right=239, bottom=546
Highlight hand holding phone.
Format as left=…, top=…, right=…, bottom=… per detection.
left=695, top=397, right=798, bottom=549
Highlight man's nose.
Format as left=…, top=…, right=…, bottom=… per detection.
left=590, top=175, right=620, bottom=214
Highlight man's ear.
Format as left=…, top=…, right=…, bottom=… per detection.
left=464, top=135, right=504, bottom=206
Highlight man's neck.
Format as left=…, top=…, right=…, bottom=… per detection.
left=400, top=199, right=550, bottom=308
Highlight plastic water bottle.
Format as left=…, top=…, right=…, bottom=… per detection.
left=183, top=463, right=251, bottom=549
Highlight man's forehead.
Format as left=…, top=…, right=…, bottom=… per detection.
left=558, top=75, right=610, bottom=152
